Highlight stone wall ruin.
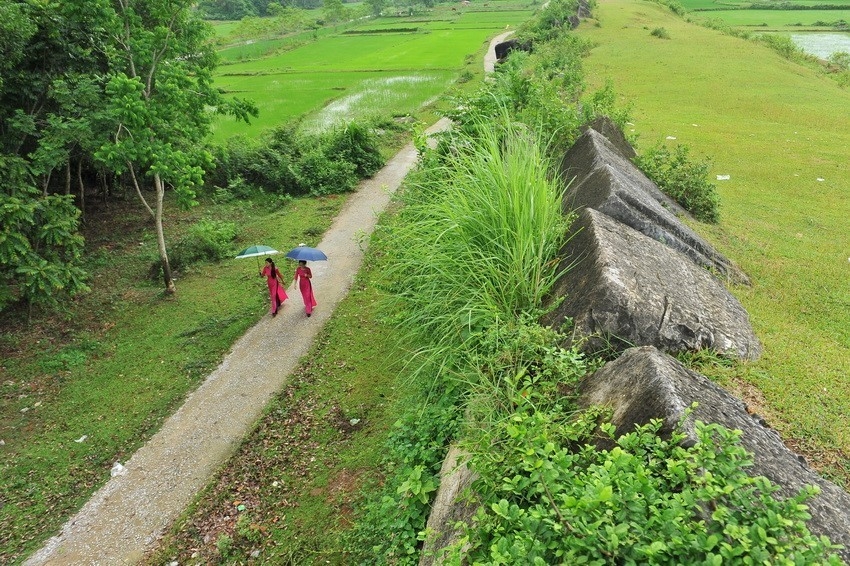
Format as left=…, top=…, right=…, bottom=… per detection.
left=421, top=117, right=850, bottom=562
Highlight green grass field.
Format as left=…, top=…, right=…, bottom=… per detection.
left=680, top=0, right=850, bottom=9
left=576, top=0, right=850, bottom=483
left=694, top=9, right=850, bottom=27
left=209, top=3, right=535, bottom=140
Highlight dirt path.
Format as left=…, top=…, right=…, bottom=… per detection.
left=25, top=33, right=509, bottom=566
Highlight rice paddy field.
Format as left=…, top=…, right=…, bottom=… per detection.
left=575, top=0, right=850, bottom=484
left=210, top=3, right=537, bottom=139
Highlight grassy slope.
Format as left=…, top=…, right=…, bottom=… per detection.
left=575, top=0, right=850, bottom=481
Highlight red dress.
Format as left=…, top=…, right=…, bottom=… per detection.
left=261, top=265, right=287, bottom=314
left=294, top=265, right=317, bottom=315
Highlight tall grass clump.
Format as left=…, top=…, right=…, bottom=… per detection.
left=380, top=112, right=572, bottom=383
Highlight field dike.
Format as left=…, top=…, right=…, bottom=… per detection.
left=420, top=119, right=850, bottom=560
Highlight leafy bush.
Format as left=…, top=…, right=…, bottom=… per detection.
left=345, top=387, right=461, bottom=565
left=459, top=407, right=842, bottom=565
left=1, top=156, right=89, bottom=313
left=635, top=143, right=721, bottom=223
left=651, top=26, right=670, bottom=39
left=324, top=121, right=384, bottom=179
left=207, top=121, right=384, bottom=197
left=291, top=148, right=358, bottom=196
left=759, top=33, right=809, bottom=63
left=152, top=218, right=237, bottom=278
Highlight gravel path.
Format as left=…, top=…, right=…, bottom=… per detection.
left=25, top=33, right=508, bottom=566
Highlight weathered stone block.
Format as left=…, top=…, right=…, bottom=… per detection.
left=560, top=127, right=750, bottom=285
left=419, top=446, right=478, bottom=566
left=543, top=208, right=762, bottom=360
left=578, top=346, right=850, bottom=559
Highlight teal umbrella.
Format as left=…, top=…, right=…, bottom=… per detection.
left=235, top=245, right=279, bottom=268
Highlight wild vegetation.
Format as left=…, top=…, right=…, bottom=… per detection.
left=152, top=0, right=843, bottom=563
left=577, top=0, right=850, bottom=499
left=3, top=0, right=850, bottom=563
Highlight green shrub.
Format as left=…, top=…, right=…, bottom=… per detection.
left=651, top=26, right=670, bottom=39
left=324, top=121, right=385, bottom=179
left=759, top=33, right=809, bottom=63
left=292, top=148, right=358, bottom=196
left=150, top=218, right=237, bottom=278
left=207, top=121, right=384, bottom=197
left=458, top=407, right=842, bottom=565
left=635, top=143, right=721, bottom=223
left=345, top=386, right=461, bottom=565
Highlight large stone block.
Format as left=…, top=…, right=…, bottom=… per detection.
left=560, top=127, right=750, bottom=285
left=578, top=346, right=850, bottom=559
left=419, top=446, right=478, bottom=566
left=543, top=208, right=762, bottom=360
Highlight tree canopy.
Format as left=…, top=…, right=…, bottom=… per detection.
left=0, top=0, right=256, bottom=313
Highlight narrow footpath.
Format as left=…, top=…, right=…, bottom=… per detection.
left=24, top=33, right=509, bottom=566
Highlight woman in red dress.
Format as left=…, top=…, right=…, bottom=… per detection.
left=294, top=260, right=317, bottom=317
left=260, top=257, right=287, bottom=316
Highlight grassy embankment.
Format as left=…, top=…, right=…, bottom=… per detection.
left=575, top=0, right=850, bottom=482
left=0, top=3, right=535, bottom=563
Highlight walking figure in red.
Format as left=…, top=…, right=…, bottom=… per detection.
left=294, top=260, right=317, bottom=317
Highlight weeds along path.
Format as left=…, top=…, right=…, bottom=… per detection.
left=24, top=118, right=450, bottom=566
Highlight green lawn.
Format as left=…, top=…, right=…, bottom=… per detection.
left=576, top=0, right=850, bottom=483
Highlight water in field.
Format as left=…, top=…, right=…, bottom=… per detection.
left=790, top=32, right=850, bottom=60
left=301, top=74, right=450, bottom=131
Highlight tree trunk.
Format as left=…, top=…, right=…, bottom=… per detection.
left=65, top=161, right=71, bottom=195
left=77, top=160, right=85, bottom=221
left=154, top=173, right=176, bottom=294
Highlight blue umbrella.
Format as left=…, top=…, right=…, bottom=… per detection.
left=285, top=245, right=328, bottom=262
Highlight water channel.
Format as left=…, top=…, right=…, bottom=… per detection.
left=790, top=32, right=850, bottom=59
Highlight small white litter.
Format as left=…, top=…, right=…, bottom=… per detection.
left=716, top=175, right=730, bottom=181
left=75, top=435, right=88, bottom=443
left=692, top=124, right=699, bottom=127
left=349, top=418, right=360, bottom=426
left=817, top=177, right=825, bottom=182
left=111, top=462, right=127, bottom=477
left=666, top=136, right=677, bottom=140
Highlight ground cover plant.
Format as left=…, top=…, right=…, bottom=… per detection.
left=575, top=0, right=850, bottom=486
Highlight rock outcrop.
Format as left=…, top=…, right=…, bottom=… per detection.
left=579, top=346, right=850, bottom=559
left=558, top=127, right=751, bottom=285
left=542, top=207, right=762, bottom=360
left=419, top=446, right=478, bottom=566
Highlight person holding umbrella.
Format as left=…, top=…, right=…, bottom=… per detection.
left=286, top=244, right=325, bottom=318
left=261, top=257, right=288, bottom=316
left=294, top=260, right=317, bottom=317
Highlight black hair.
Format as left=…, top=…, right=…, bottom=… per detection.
left=266, top=258, right=276, bottom=274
